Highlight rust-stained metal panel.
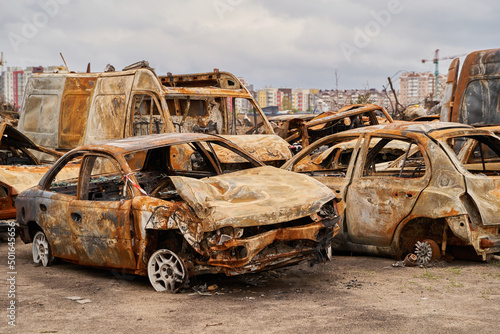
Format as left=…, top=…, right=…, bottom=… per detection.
left=170, top=166, right=335, bottom=231
left=440, top=58, right=460, bottom=122
left=451, top=49, right=500, bottom=124
left=219, top=135, right=292, bottom=163
left=59, top=77, right=97, bottom=148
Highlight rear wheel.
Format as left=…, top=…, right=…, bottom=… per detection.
left=32, top=231, right=54, bottom=266
left=147, top=249, right=188, bottom=293
left=415, top=239, right=441, bottom=265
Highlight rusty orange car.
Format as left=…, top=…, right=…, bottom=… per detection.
left=16, top=133, right=340, bottom=292
left=282, top=122, right=500, bottom=263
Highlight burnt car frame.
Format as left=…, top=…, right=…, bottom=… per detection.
left=17, top=133, right=340, bottom=292
left=0, top=122, right=66, bottom=237
left=282, top=122, right=500, bottom=263
left=250, top=104, right=393, bottom=150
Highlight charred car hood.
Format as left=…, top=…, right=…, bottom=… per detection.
left=170, top=166, right=335, bottom=231
left=219, top=135, right=292, bottom=163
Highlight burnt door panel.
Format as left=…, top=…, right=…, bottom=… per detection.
left=37, top=191, right=79, bottom=261
left=68, top=199, right=136, bottom=268
left=345, top=137, right=430, bottom=246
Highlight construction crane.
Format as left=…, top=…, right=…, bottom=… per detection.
left=421, top=49, right=467, bottom=100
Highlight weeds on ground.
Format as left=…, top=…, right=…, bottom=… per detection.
left=449, top=279, right=463, bottom=288
left=420, top=269, right=438, bottom=280
left=481, top=288, right=493, bottom=300
left=447, top=267, right=461, bottom=275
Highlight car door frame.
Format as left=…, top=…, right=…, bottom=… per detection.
left=344, top=133, right=432, bottom=247
left=67, top=152, right=137, bottom=269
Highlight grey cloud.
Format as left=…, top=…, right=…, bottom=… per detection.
left=0, top=0, right=499, bottom=90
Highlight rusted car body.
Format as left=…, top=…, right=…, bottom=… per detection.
left=16, top=133, right=340, bottom=292
left=17, top=65, right=291, bottom=166
left=253, top=104, right=393, bottom=150
left=0, top=123, right=70, bottom=236
left=282, top=122, right=500, bottom=262
left=441, top=49, right=500, bottom=125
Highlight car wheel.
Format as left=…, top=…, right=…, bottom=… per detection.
left=32, top=231, right=54, bottom=266
left=414, top=239, right=441, bottom=265
left=147, top=249, right=188, bottom=293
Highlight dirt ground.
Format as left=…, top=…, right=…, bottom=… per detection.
left=1, top=240, right=499, bottom=334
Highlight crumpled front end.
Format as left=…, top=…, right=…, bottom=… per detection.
left=141, top=199, right=340, bottom=276
left=140, top=166, right=341, bottom=276
left=204, top=202, right=340, bottom=275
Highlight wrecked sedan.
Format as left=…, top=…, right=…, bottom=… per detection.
left=16, top=133, right=340, bottom=292
left=282, top=122, right=500, bottom=264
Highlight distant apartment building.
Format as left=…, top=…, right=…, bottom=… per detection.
left=235, top=77, right=253, bottom=113
left=254, top=86, right=320, bottom=112
left=292, top=89, right=315, bottom=112
left=399, top=71, right=447, bottom=106
left=1, top=65, right=62, bottom=108
left=316, top=89, right=396, bottom=113
left=257, top=90, right=268, bottom=108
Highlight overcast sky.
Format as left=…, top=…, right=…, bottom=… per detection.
left=1, top=0, right=498, bottom=90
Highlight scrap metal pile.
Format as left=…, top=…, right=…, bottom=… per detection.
left=5, top=52, right=500, bottom=292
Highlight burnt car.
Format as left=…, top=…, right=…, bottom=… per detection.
left=282, top=122, right=500, bottom=263
left=0, top=122, right=68, bottom=238
left=16, top=133, right=340, bottom=292
left=250, top=104, right=393, bottom=150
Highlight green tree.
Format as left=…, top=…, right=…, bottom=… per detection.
left=281, top=95, right=292, bottom=111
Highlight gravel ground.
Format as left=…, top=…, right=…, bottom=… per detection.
left=1, top=240, right=500, bottom=334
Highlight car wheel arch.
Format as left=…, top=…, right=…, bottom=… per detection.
left=392, top=216, right=446, bottom=257
left=27, top=221, right=43, bottom=242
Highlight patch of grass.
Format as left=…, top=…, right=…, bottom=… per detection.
left=363, top=269, right=376, bottom=276
left=449, top=279, right=463, bottom=288
left=480, top=272, right=500, bottom=279
left=421, top=269, right=438, bottom=280
left=486, top=260, right=500, bottom=267
left=481, top=289, right=492, bottom=300
left=448, top=267, right=461, bottom=275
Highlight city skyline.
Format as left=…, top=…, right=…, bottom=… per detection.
left=1, top=1, right=498, bottom=91
left=0, top=63, right=441, bottom=114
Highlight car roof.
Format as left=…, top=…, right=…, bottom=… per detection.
left=334, top=121, right=474, bottom=136
left=72, top=133, right=229, bottom=156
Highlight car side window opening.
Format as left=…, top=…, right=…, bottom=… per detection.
left=124, top=141, right=261, bottom=198
left=451, top=135, right=500, bottom=175
left=79, top=155, right=130, bottom=201
left=123, top=144, right=219, bottom=197
left=292, top=138, right=359, bottom=177
left=132, top=94, right=163, bottom=136
left=165, top=97, right=221, bottom=134
left=459, top=79, right=500, bottom=125
left=362, top=137, right=426, bottom=178
left=47, top=154, right=84, bottom=195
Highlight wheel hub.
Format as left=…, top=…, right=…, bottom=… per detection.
left=162, top=265, right=174, bottom=277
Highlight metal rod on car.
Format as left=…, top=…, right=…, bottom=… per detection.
left=60, top=52, right=70, bottom=72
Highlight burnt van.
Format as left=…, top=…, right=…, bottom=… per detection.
left=17, top=63, right=291, bottom=166
left=441, top=49, right=500, bottom=125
